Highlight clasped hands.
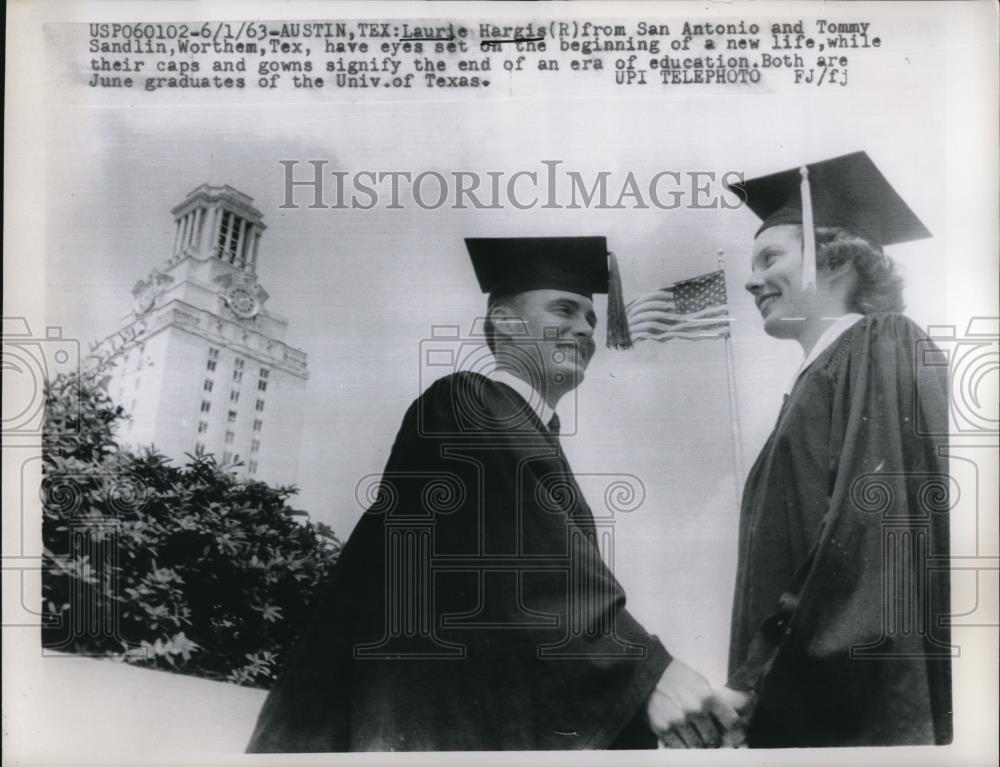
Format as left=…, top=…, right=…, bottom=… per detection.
left=645, top=658, right=753, bottom=748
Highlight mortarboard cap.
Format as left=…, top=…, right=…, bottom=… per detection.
left=727, top=151, right=931, bottom=289
left=465, top=236, right=632, bottom=349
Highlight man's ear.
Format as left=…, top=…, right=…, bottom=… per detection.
left=489, top=302, right=527, bottom=340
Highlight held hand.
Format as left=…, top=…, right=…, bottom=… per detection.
left=645, top=659, right=741, bottom=748
left=718, top=686, right=753, bottom=714
left=717, top=687, right=754, bottom=747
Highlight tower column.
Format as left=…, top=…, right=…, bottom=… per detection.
left=191, top=208, right=203, bottom=250
left=235, top=218, right=247, bottom=268
left=223, top=211, right=236, bottom=262
left=172, top=218, right=182, bottom=255
left=196, top=206, right=211, bottom=256
left=251, top=231, right=262, bottom=271
left=209, top=206, right=221, bottom=256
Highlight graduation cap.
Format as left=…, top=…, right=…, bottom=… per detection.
left=465, top=236, right=632, bottom=349
left=727, top=151, right=931, bottom=290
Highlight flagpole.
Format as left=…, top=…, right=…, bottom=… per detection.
left=718, top=250, right=746, bottom=502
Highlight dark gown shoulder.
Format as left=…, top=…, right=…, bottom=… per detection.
left=409, top=371, right=547, bottom=438
left=799, top=312, right=927, bottom=381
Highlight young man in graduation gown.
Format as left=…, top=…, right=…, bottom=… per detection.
left=720, top=153, right=952, bottom=746
left=246, top=237, right=740, bottom=752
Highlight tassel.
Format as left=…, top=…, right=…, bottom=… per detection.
left=606, top=251, right=633, bottom=350
left=799, top=166, right=817, bottom=291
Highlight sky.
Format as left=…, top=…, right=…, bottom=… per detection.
left=35, top=11, right=996, bottom=684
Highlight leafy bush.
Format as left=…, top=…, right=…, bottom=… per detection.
left=42, top=370, right=341, bottom=688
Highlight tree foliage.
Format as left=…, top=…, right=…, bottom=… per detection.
left=42, top=369, right=341, bottom=688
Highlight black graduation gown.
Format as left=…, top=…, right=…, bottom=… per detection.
left=727, top=313, right=952, bottom=747
left=247, top=372, right=670, bottom=751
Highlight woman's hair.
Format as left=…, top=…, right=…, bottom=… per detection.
left=812, top=226, right=905, bottom=314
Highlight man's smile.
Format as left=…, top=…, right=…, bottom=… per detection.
left=554, top=339, right=591, bottom=365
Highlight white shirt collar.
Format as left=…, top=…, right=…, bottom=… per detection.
left=489, top=369, right=555, bottom=428
left=785, top=313, right=864, bottom=395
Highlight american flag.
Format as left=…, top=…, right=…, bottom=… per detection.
left=626, top=269, right=730, bottom=342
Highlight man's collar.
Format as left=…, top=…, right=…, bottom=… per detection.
left=786, top=313, right=864, bottom=395
left=488, top=369, right=555, bottom=428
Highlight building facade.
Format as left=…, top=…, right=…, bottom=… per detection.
left=94, top=184, right=309, bottom=488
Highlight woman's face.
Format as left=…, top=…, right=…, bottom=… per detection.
left=744, top=224, right=827, bottom=339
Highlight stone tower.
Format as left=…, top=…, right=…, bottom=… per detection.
left=94, top=184, right=309, bottom=486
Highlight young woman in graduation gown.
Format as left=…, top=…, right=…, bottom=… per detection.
left=723, top=154, right=952, bottom=747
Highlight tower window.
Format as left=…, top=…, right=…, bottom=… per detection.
left=217, top=211, right=247, bottom=263
left=227, top=410, right=237, bottom=423
left=232, top=370, right=243, bottom=384
left=208, top=348, right=220, bottom=360
left=195, top=442, right=205, bottom=456
left=257, top=379, right=268, bottom=392
left=259, top=368, right=269, bottom=379
left=230, top=390, right=240, bottom=403
left=248, top=460, right=258, bottom=475
left=255, top=399, right=265, bottom=412
left=252, top=419, right=263, bottom=432
left=200, top=401, right=211, bottom=413
left=250, top=439, right=260, bottom=454
left=235, top=358, right=245, bottom=369
left=204, top=379, right=213, bottom=392
left=207, top=359, right=217, bottom=372
left=225, top=430, right=235, bottom=444
left=197, top=421, right=208, bottom=434
left=222, top=451, right=232, bottom=464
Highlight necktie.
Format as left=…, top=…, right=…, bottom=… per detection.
left=547, top=413, right=561, bottom=436
left=544, top=412, right=595, bottom=537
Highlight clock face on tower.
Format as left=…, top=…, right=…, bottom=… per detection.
left=223, top=284, right=261, bottom=319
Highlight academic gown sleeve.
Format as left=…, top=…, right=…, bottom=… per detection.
left=728, top=314, right=951, bottom=747
left=247, top=372, right=670, bottom=752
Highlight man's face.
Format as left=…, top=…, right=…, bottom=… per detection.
left=744, top=224, right=827, bottom=339
left=501, top=289, right=597, bottom=393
